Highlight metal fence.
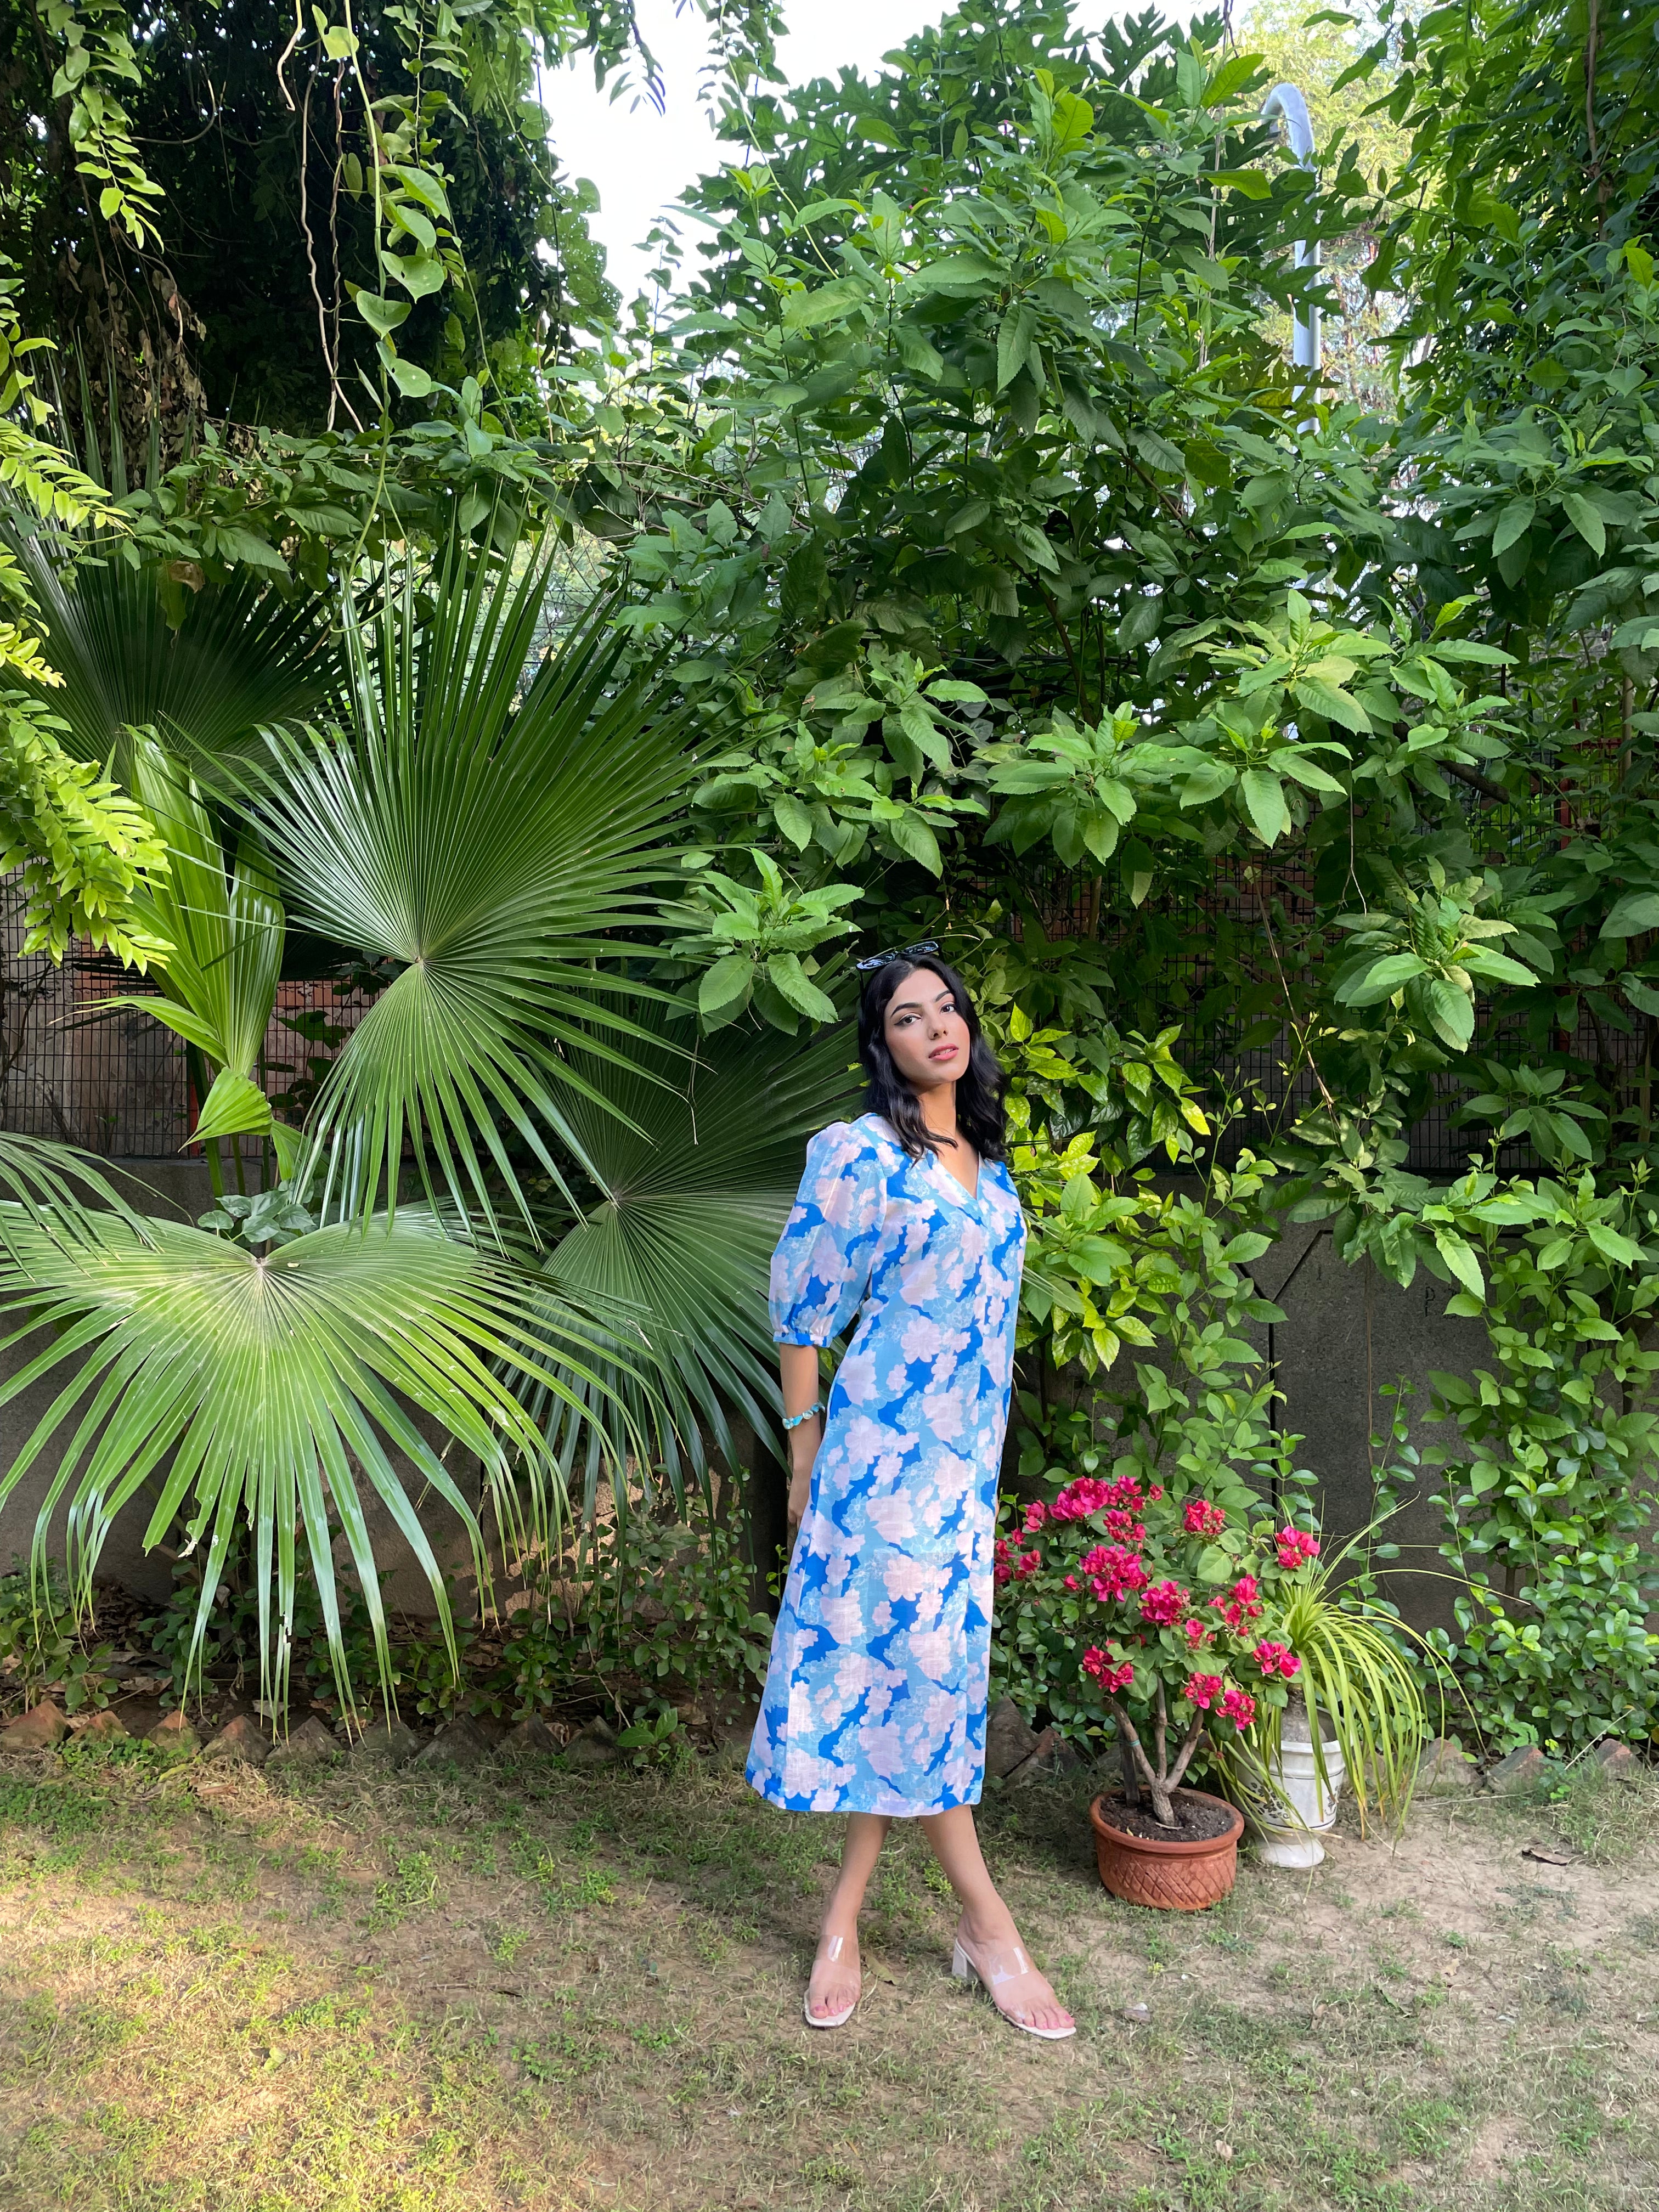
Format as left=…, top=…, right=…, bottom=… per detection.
left=0, top=880, right=375, bottom=1158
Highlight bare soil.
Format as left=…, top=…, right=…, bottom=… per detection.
left=1094, top=1790, right=1238, bottom=1842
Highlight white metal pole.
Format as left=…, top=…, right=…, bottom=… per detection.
left=1261, top=83, right=1321, bottom=379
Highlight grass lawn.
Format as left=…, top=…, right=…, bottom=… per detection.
left=0, top=1736, right=1655, bottom=2211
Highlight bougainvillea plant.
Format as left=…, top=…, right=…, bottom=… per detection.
left=995, top=1470, right=1324, bottom=1826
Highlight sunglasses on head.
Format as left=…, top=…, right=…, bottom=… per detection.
left=854, top=940, right=941, bottom=973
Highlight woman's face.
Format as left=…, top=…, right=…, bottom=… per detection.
left=883, top=968, right=971, bottom=1093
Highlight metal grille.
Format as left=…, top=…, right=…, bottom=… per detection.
left=0, top=881, right=374, bottom=1158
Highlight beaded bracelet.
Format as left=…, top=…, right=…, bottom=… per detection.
left=782, top=1400, right=824, bottom=1431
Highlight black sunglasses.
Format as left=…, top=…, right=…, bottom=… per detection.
left=854, top=939, right=941, bottom=973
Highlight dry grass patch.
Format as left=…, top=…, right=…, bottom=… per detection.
left=0, top=1740, right=1654, bottom=2210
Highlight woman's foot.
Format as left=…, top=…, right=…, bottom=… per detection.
left=804, top=1925, right=861, bottom=2028
left=952, top=1913, right=1074, bottom=2039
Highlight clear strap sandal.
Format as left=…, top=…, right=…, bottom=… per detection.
left=803, top=1932, right=860, bottom=2030
left=951, top=1925, right=1076, bottom=2041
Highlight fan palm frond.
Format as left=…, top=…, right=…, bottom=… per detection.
left=86, top=739, right=285, bottom=1150
left=532, top=1009, right=862, bottom=1508
left=0, top=1205, right=648, bottom=1709
left=0, top=521, right=338, bottom=780
left=254, top=539, right=693, bottom=1236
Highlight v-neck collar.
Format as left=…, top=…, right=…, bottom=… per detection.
left=865, top=1115, right=981, bottom=1210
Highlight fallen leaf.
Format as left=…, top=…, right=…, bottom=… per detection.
left=1522, top=1846, right=1572, bottom=1866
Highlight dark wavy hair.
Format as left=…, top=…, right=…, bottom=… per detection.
left=856, top=955, right=1007, bottom=1163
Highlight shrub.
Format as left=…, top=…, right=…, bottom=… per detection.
left=994, top=1455, right=1325, bottom=1825
left=0, top=1562, right=116, bottom=1715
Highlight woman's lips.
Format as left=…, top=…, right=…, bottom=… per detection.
left=929, top=1045, right=961, bottom=1062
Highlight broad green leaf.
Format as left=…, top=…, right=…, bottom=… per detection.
left=0, top=1209, right=626, bottom=1716
left=1585, top=1222, right=1643, bottom=1266
left=1421, top=975, right=1475, bottom=1049
left=885, top=806, right=943, bottom=873
left=1433, top=1230, right=1485, bottom=1300
left=893, top=322, right=944, bottom=379
left=1491, top=498, right=1534, bottom=555
left=257, top=545, right=695, bottom=1238
left=1560, top=492, right=1607, bottom=557
left=1240, top=768, right=1289, bottom=845
left=191, top=1069, right=273, bottom=1144
left=353, top=290, right=410, bottom=338
left=1338, top=951, right=1427, bottom=1004
left=1051, top=89, right=1094, bottom=148
left=772, top=794, right=815, bottom=849
left=698, top=951, right=755, bottom=1014
left=539, top=1015, right=861, bottom=1489
left=1599, top=890, right=1659, bottom=938
left=0, top=526, right=337, bottom=777
left=766, top=951, right=838, bottom=1023
left=1293, top=677, right=1372, bottom=734
left=997, top=303, right=1038, bottom=392
left=782, top=278, right=865, bottom=331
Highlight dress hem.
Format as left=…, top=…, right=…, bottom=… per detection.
left=745, top=1763, right=984, bottom=1820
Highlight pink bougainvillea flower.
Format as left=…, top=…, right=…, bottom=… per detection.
left=1079, top=1543, right=1149, bottom=1602
left=1183, top=1618, right=1212, bottom=1648
left=1182, top=1498, right=1227, bottom=1537
left=1221, top=1685, right=1257, bottom=1728
left=1052, top=1471, right=1148, bottom=1523
left=1049, top=1476, right=1111, bottom=1522
left=1184, top=1671, right=1223, bottom=1709
left=1083, top=1646, right=1135, bottom=1694
left=1139, top=1579, right=1190, bottom=1627
left=1013, top=1547, right=1042, bottom=1582
left=1276, top=1527, right=1321, bottom=1570
left=1023, top=1500, right=1048, bottom=1534
left=1063, top=1573, right=1080, bottom=1592
left=1252, top=1639, right=1301, bottom=1679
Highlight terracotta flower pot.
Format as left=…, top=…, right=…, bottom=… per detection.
left=1088, top=1787, right=1245, bottom=1911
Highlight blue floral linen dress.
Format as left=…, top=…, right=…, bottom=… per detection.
left=746, top=1113, right=1026, bottom=1817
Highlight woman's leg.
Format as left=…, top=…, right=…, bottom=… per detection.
left=806, top=1812, right=890, bottom=2021
left=919, top=1805, right=1073, bottom=2034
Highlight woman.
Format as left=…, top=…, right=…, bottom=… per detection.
left=746, top=946, right=1074, bottom=2041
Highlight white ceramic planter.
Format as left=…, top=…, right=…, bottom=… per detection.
left=1249, top=1703, right=1346, bottom=1869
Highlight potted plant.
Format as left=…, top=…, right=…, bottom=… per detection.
left=1224, top=1538, right=1435, bottom=1866
left=996, top=1471, right=1325, bottom=1909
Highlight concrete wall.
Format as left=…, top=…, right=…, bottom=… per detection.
left=0, top=1163, right=1489, bottom=1633
left=1255, top=1223, right=1487, bottom=1634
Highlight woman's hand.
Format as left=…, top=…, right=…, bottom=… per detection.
left=786, top=1417, right=821, bottom=1544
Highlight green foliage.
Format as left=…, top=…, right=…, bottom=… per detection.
left=252, top=541, right=695, bottom=1235
left=139, top=1493, right=771, bottom=1729
left=532, top=1008, right=861, bottom=1500
left=95, top=740, right=286, bottom=1156
left=0, top=696, right=168, bottom=965
left=0, top=1558, right=115, bottom=1713
left=1414, top=1175, right=1659, bottom=1754
left=663, top=849, right=859, bottom=1032
left=1234, top=1545, right=1434, bottom=1825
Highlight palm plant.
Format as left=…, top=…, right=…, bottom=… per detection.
left=252, top=542, right=696, bottom=1237
left=0, top=1201, right=644, bottom=1708
left=0, top=520, right=337, bottom=782
left=88, top=738, right=285, bottom=1177
left=533, top=1006, right=861, bottom=1505
left=0, top=532, right=847, bottom=1711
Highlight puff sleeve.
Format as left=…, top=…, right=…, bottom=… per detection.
left=769, top=1121, right=888, bottom=1346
